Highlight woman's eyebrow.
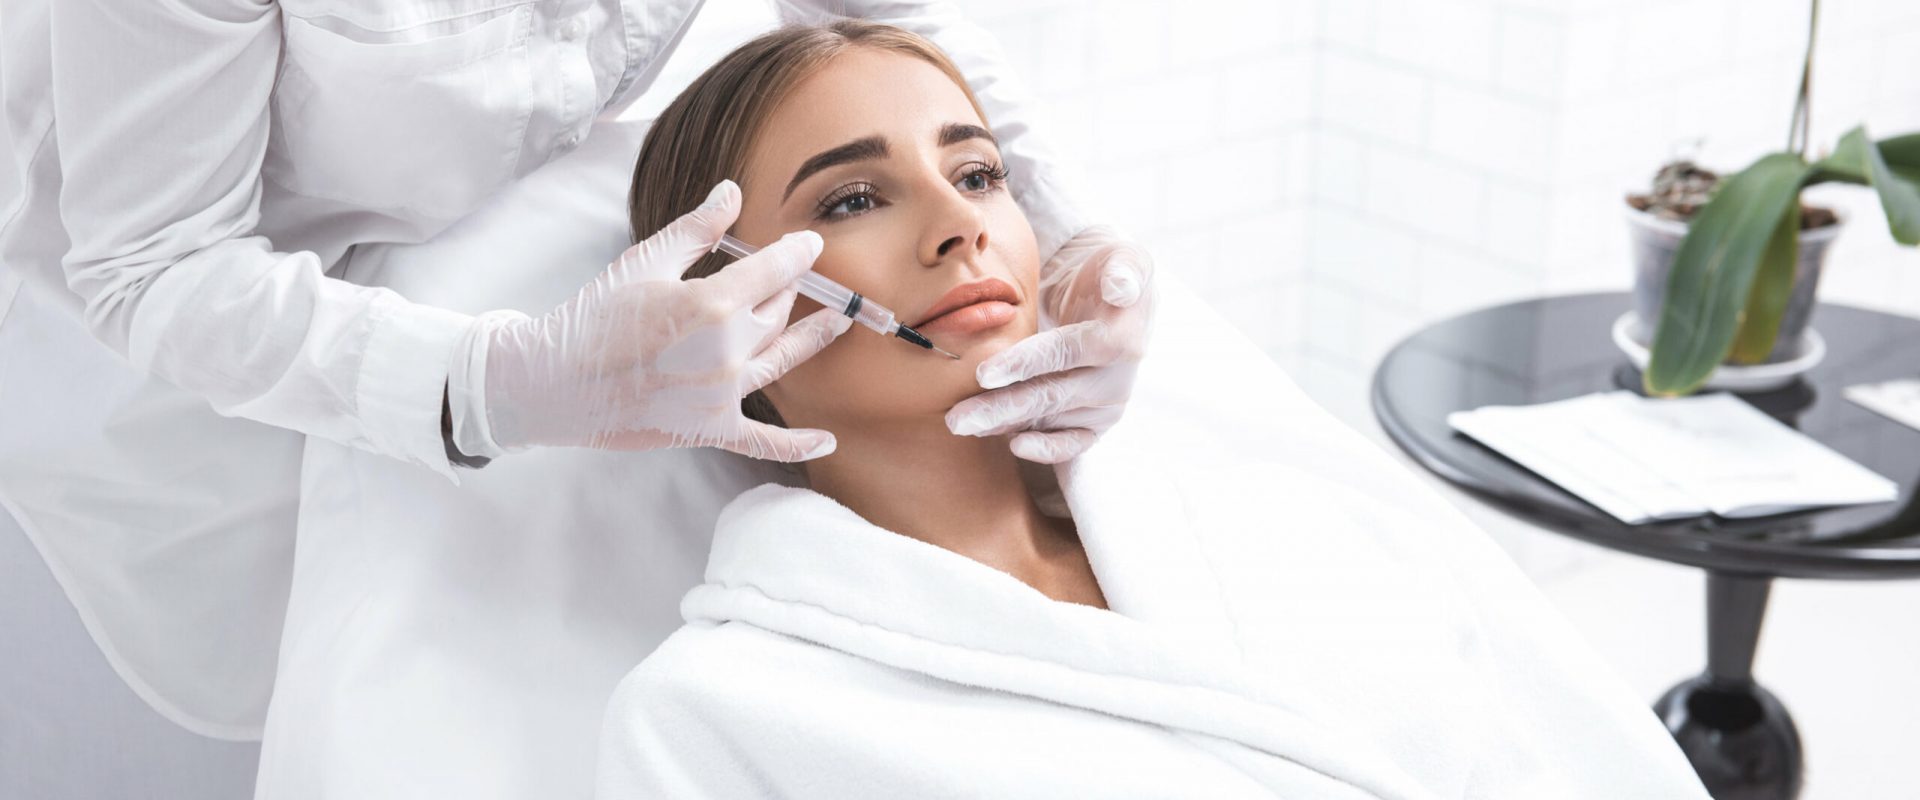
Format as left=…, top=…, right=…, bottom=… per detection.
left=784, top=136, right=888, bottom=201
left=779, top=125, right=997, bottom=202
left=939, top=122, right=996, bottom=148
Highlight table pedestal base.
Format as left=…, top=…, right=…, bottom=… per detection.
left=1655, top=572, right=1803, bottom=799
left=1655, top=674, right=1802, bottom=799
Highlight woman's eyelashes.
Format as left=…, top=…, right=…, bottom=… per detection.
left=955, top=161, right=1011, bottom=194
left=811, top=161, right=1011, bottom=223
left=815, top=181, right=882, bottom=221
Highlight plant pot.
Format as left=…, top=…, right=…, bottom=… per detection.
left=1624, top=204, right=1843, bottom=364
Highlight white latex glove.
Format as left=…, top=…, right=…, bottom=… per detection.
left=471, top=180, right=853, bottom=461
left=945, top=226, right=1154, bottom=463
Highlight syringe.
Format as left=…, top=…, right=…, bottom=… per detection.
left=714, top=233, right=960, bottom=359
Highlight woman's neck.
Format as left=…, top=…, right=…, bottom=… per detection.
left=802, top=415, right=1072, bottom=584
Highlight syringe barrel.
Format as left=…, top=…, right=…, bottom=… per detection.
left=797, top=271, right=897, bottom=336
left=716, top=235, right=899, bottom=337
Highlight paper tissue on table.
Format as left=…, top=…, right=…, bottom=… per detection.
left=1846, top=378, right=1920, bottom=433
left=1447, top=391, right=1898, bottom=525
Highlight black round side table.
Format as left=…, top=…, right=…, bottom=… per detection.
left=1370, top=292, right=1920, bottom=800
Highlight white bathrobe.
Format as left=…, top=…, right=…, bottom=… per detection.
left=594, top=401, right=1712, bottom=798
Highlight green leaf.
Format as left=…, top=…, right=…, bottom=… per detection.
left=1866, top=146, right=1920, bottom=244
left=1878, top=132, right=1920, bottom=167
left=1728, top=210, right=1800, bottom=365
left=1645, top=153, right=1812, bottom=396
left=1880, top=133, right=1920, bottom=189
left=1809, top=126, right=1872, bottom=185
left=1814, top=127, right=1920, bottom=244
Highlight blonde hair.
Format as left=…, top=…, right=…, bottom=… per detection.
left=627, top=19, right=988, bottom=426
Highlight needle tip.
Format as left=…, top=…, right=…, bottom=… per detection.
left=893, top=324, right=960, bottom=358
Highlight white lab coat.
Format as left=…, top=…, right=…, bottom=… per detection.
left=0, top=0, right=1086, bottom=795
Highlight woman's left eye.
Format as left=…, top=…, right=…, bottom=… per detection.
left=956, top=162, right=1010, bottom=194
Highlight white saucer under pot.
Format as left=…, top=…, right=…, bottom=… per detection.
left=1612, top=311, right=1826, bottom=393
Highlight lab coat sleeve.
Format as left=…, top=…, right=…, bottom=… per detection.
left=47, top=0, right=470, bottom=480
left=775, top=1, right=1094, bottom=261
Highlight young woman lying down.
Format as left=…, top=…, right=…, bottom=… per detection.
left=594, top=21, right=1710, bottom=800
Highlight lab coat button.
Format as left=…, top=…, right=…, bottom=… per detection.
left=560, top=20, right=584, bottom=41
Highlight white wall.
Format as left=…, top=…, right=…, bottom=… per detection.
left=966, top=0, right=1318, bottom=363
left=960, top=0, right=1317, bottom=394
left=961, top=0, right=1920, bottom=430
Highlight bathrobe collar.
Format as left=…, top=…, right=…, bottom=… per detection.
left=695, top=455, right=1244, bottom=692
left=684, top=462, right=1433, bottom=800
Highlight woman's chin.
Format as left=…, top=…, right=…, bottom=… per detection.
left=914, top=327, right=1032, bottom=411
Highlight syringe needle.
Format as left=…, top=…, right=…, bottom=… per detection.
left=931, top=345, right=961, bottom=360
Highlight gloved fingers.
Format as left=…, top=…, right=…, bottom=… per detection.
left=1038, top=226, right=1158, bottom=337
left=1009, top=429, right=1098, bottom=464
left=715, top=420, right=838, bottom=463
left=741, top=308, right=853, bottom=394
left=946, top=368, right=1093, bottom=437
left=589, top=428, right=675, bottom=452
left=752, top=285, right=800, bottom=322
left=1098, top=253, right=1149, bottom=308
left=976, top=320, right=1113, bottom=390
left=749, top=285, right=802, bottom=353
left=1048, top=403, right=1123, bottom=433
left=704, top=230, right=823, bottom=306
left=610, top=180, right=742, bottom=286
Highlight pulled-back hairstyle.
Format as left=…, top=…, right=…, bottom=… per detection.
left=627, top=19, right=989, bottom=426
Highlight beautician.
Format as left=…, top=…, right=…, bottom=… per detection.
left=0, top=1, right=1152, bottom=798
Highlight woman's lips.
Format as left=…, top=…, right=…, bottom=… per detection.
left=911, top=277, right=1020, bottom=336
left=913, top=300, right=1018, bottom=336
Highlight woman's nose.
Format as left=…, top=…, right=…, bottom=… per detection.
left=918, top=193, right=990, bottom=267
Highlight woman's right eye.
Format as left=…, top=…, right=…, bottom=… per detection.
left=816, top=183, right=884, bottom=221
left=830, top=194, right=874, bottom=216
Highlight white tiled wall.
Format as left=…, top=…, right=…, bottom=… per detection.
left=962, top=0, right=1321, bottom=368
left=960, top=0, right=1920, bottom=431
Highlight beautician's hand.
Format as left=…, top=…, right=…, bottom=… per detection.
left=945, top=226, right=1153, bottom=463
left=474, top=181, right=852, bottom=461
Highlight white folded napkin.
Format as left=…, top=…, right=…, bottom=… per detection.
left=1846, top=378, right=1920, bottom=433
left=1448, top=391, right=1899, bottom=525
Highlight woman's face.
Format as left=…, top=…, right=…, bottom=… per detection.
left=732, top=47, right=1041, bottom=432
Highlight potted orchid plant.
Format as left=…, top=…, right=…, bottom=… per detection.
left=1625, top=0, right=1920, bottom=397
